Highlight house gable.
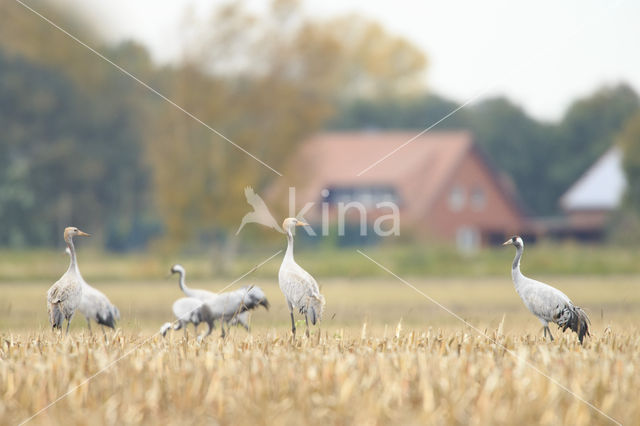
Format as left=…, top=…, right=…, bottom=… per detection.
left=423, top=147, right=524, bottom=245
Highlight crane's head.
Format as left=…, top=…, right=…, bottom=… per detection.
left=282, top=217, right=309, bottom=232
left=502, top=235, right=523, bottom=249
left=170, top=264, right=185, bottom=276
left=64, top=226, right=90, bottom=242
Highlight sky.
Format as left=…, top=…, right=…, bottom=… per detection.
left=61, top=0, right=640, bottom=121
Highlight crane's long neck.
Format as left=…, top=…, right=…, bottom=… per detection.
left=177, top=271, right=190, bottom=295
left=511, top=245, right=524, bottom=286
left=66, top=237, right=79, bottom=274
left=284, top=229, right=295, bottom=261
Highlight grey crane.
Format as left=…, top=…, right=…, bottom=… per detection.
left=504, top=236, right=590, bottom=343
left=278, top=218, right=325, bottom=337
left=65, top=248, right=120, bottom=336
left=160, top=297, right=215, bottom=339
left=47, top=227, right=90, bottom=334
left=204, top=286, right=270, bottom=337
left=168, top=264, right=260, bottom=335
left=78, top=282, right=120, bottom=336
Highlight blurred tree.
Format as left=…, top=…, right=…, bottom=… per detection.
left=329, top=85, right=640, bottom=216
left=468, top=98, right=556, bottom=214
left=146, top=0, right=428, bottom=254
left=328, top=94, right=468, bottom=130
left=0, top=50, right=149, bottom=246
left=620, top=111, right=640, bottom=211
left=609, top=111, right=640, bottom=243
left=552, top=84, right=639, bottom=207
left=0, top=0, right=155, bottom=249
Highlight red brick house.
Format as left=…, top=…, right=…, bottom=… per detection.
left=280, top=131, right=526, bottom=250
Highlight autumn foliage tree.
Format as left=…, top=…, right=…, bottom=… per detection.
left=146, top=0, right=427, bottom=250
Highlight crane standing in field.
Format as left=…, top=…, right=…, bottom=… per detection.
left=278, top=218, right=325, bottom=338
left=206, top=286, right=270, bottom=337
left=503, top=236, right=590, bottom=343
left=160, top=297, right=215, bottom=339
left=47, top=227, right=91, bottom=334
left=65, top=248, right=120, bottom=336
left=169, top=264, right=262, bottom=334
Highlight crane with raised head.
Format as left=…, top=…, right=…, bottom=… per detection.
left=278, top=218, right=325, bottom=338
left=47, top=227, right=90, bottom=334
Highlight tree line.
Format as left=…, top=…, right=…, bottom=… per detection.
left=1, top=0, right=639, bottom=250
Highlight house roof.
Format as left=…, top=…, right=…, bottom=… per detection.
left=560, top=147, right=627, bottom=211
left=286, top=131, right=474, bottom=221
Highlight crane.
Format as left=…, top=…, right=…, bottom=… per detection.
left=160, top=297, right=215, bottom=339
left=503, top=236, right=590, bottom=343
left=205, top=286, right=270, bottom=337
left=47, top=227, right=90, bottom=334
left=169, top=264, right=263, bottom=335
left=65, top=248, right=120, bottom=336
left=278, top=218, right=325, bottom=337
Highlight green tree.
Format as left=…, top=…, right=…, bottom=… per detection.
left=620, top=111, right=640, bottom=211
left=553, top=84, right=639, bottom=205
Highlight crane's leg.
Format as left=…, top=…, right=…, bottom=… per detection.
left=287, top=300, right=296, bottom=337
left=220, top=323, right=226, bottom=338
left=545, top=326, right=554, bottom=341
left=290, top=312, right=296, bottom=337
left=305, top=314, right=310, bottom=338
left=66, top=316, right=71, bottom=335
left=101, top=325, right=107, bottom=339
left=86, top=318, right=92, bottom=335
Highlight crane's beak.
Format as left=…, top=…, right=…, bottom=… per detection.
left=502, top=239, right=512, bottom=246
left=77, top=230, right=91, bottom=237
left=296, top=221, right=309, bottom=227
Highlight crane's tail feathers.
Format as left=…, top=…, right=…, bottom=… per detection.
left=49, top=303, right=64, bottom=330
left=260, top=298, right=270, bottom=310
left=96, top=310, right=117, bottom=329
left=561, top=306, right=591, bottom=344
left=307, top=294, right=326, bottom=326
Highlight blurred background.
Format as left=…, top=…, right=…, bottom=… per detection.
left=1, top=0, right=640, bottom=285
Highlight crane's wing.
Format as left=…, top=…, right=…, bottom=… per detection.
left=47, top=279, right=68, bottom=304
left=519, top=276, right=571, bottom=322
